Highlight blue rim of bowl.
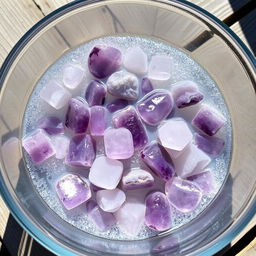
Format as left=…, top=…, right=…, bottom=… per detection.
left=0, top=0, right=255, bottom=255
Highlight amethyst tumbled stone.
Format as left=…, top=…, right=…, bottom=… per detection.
left=89, top=106, right=108, bottom=136
left=192, top=105, right=226, bottom=136
left=65, top=98, right=90, bottom=134
left=194, top=133, right=225, bottom=157
left=140, top=142, right=175, bottom=181
left=106, top=99, right=128, bottom=113
left=85, top=80, right=106, bottom=107
left=56, top=174, right=91, bottom=210
left=165, top=177, right=202, bottom=213
left=122, top=168, right=154, bottom=190
left=104, top=128, right=134, bottom=159
left=107, top=70, right=139, bottom=100
left=22, top=129, right=55, bottom=164
left=88, top=45, right=122, bottom=79
left=141, top=77, right=154, bottom=95
left=171, top=80, right=204, bottom=108
left=66, top=134, right=95, bottom=167
left=112, top=106, right=148, bottom=150
left=136, top=89, right=174, bottom=126
left=187, top=170, right=216, bottom=194
left=38, top=116, right=64, bottom=135
left=86, top=200, right=116, bottom=232
left=145, top=192, right=172, bottom=231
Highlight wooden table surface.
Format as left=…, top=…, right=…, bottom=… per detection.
left=0, top=0, right=255, bottom=255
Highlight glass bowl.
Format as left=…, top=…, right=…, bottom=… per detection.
left=0, top=0, right=255, bottom=255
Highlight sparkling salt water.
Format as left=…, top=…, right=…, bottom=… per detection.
left=22, top=36, right=232, bottom=240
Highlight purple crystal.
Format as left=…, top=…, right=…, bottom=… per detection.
left=187, top=170, right=216, bottom=194
left=65, top=98, right=90, bottom=134
left=89, top=106, right=108, bottom=136
left=140, top=142, right=175, bottom=181
left=122, top=168, right=154, bottom=190
left=66, top=134, right=95, bottom=167
left=107, top=71, right=139, bottom=100
left=86, top=200, right=116, bottom=232
left=22, top=129, right=55, bottom=164
left=192, top=106, right=226, bottom=136
left=96, top=188, right=126, bottom=212
left=38, top=116, right=64, bottom=135
left=85, top=80, right=106, bottom=107
left=145, top=192, right=172, bottom=231
left=106, top=99, right=128, bottom=113
left=112, top=106, right=148, bottom=150
left=194, top=133, right=225, bottom=157
left=104, top=128, right=134, bottom=159
left=88, top=45, right=122, bottom=79
left=165, top=177, right=202, bottom=213
left=56, top=174, right=91, bottom=210
left=141, top=77, right=153, bottom=95
left=52, top=135, right=69, bottom=159
left=171, top=80, right=204, bottom=108
left=136, top=89, right=174, bottom=126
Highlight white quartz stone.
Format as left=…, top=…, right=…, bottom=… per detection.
left=172, top=143, right=211, bottom=178
left=40, top=81, right=71, bottom=109
left=89, top=156, right=123, bottom=189
left=52, top=135, right=70, bottom=159
left=158, top=119, right=193, bottom=159
left=148, top=55, right=172, bottom=81
left=114, top=198, right=146, bottom=237
left=123, top=47, right=148, bottom=75
left=96, top=188, right=126, bottom=212
left=63, top=64, right=84, bottom=89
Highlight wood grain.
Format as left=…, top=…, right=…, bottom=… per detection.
left=34, top=0, right=72, bottom=15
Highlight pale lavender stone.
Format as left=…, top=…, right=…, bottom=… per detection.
left=63, top=64, right=84, bottom=89
left=112, top=106, right=148, bottom=150
left=123, top=47, right=148, bottom=75
left=192, top=105, right=226, bottom=136
left=96, top=188, right=126, bottom=212
left=40, top=81, right=71, bottom=110
left=85, top=80, right=106, bottom=107
left=172, top=143, right=211, bottom=178
left=22, top=129, right=55, bottom=164
left=171, top=80, right=203, bottom=108
left=148, top=55, right=172, bottom=81
left=106, top=99, right=128, bottom=113
left=52, top=135, right=69, bottom=159
left=145, top=192, right=172, bottom=231
left=38, top=116, right=64, bottom=135
left=165, top=177, right=202, bottom=213
left=66, top=134, right=95, bottom=167
left=56, top=174, right=91, bottom=210
left=136, top=89, right=174, bottom=126
left=104, top=128, right=134, bottom=159
left=187, top=170, right=216, bottom=194
left=140, top=142, right=175, bottom=181
left=89, top=106, right=108, bottom=136
left=194, top=133, right=225, bottom=157
left=86, top=200, right=116, bottom=232
left=158, top=119, right=193, bottom=158
left=122, top=168, right=154, bottom=190
left=89, top=156, right=123, bottom=189
left=65, top=98, right=90, bottom=134
left=114, top=198, right=146, bottom=237
left=141, top=77, right=153, bottom=95
left=88, top=45, right=122, bottom=79
left=107, top=71, right=139, bottom=100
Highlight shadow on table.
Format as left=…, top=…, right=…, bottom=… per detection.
left=226, top=0, right=256, bottom=55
